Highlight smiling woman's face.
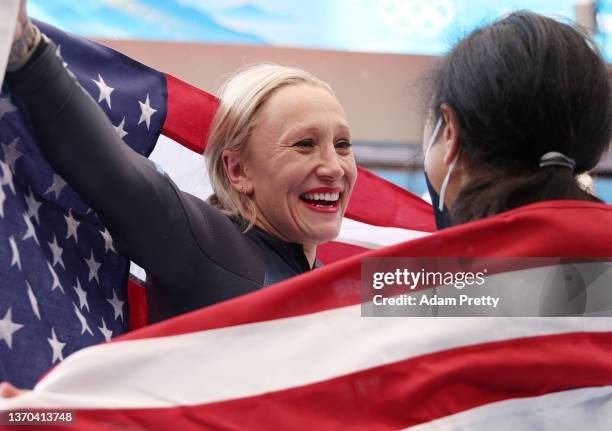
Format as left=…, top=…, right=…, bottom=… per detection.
left=242, top=83, right=357, bottom=247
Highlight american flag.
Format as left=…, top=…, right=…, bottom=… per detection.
left=0, top=21, right=434, bottom=389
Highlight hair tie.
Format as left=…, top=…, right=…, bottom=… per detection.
left=539, top=152, right=576, bottom=170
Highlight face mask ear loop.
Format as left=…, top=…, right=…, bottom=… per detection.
left=438, top=152, right=458, bottom=211
left=424, top=118, right=443, bottom=162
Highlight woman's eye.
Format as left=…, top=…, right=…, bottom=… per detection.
left=335, top=140, right=352, bottom=149
left=295, top=139, right=315, bottom=148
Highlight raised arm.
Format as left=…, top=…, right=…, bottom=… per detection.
left=5, top=12, right=206, bottom=280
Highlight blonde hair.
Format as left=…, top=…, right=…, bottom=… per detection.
left=205, top=63, right=334, bottom=230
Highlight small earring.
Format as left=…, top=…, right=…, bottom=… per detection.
left=239, top=185, right=245, bottom=193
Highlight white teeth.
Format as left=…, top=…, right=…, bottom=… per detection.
left=301, top=192, right=340, bottom=201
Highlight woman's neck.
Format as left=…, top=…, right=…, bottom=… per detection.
left=252, top=217, right=317, bottom=268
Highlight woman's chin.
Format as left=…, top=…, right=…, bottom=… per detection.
left=308, top=225, right=342, bottom=245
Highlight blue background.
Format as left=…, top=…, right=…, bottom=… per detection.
left=29, top=0, right=582, bottom=55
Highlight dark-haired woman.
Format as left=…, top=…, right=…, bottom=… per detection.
left=421, top=11, right=611, bottom=228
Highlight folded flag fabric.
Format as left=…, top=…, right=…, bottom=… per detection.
left=2, top=200, right=612, bottom=430
left=0, top=21, right=434, bottom=389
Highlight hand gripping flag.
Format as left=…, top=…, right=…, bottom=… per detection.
left=0, top=21, right=434, bottom=389
left=1, top=200, right=612, bottom=430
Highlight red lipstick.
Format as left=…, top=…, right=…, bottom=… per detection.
left=299, top=187, right=342, bottom=213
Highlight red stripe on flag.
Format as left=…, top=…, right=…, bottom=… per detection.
left=347, top=167, right=436, bottom=231
left=317, top=241, right=368, bottom=264
left=127, top=279, right=148, bottom=330
left=162, top=74, right=218, bottom=154
left=41, top=332, right=612, bottom=430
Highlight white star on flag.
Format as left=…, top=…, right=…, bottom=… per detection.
left=25, top=188, right=42, bottom=224
left=138, top=93, right=157, bottom=130
left=92, top=74, right=114, bottom=109
left=21, top=212, right=40, bottom=245
left=98, top=317, right=113, bottom=342
left=100, top=228, right=117, bottom=254
left=107, top=290, right=125, bottom=322
left=73, top=303, right=94, bottom=336
left=26, top=281, right=42, bottom=320
left=64, top=210, right=80, bottom=242
left=48, top=234, right=65, bottom=269
left=8, top=236, right=21, bottom=271
left=45, top=173, right=67, bottom=199
left=0, top=97, right=17, bottom=120
left=114, top=116, right=128, bottom=139
left=74, top=278, right=90, bottom=312
left=0, top=160, right=15, bottom=194
left=47, top=262, right=64, bottom=293
left=0, top=184, right=5, bottom=218
left=1, top=138, right=22, bottom=172
left=47, top=328, right=66, bottom=364
left=85, top=250, right=101, bottom=283
left=0, top=308, right=24, bottom=349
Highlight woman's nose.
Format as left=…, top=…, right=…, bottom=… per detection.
left=316, top=145, right=344, bottom=179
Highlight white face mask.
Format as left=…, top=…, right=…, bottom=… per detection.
left=423, top=117, right=443, bottom=163
left=424, top=117, right=458, bottom=213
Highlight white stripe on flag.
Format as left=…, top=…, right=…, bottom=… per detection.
left=148, top=134, right=212, bottom=199
left=405, top=385, right=612, bottom=431
left=337, top=217, right=430, bottom=249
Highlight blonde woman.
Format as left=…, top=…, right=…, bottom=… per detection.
left=6, top=3, right=357, bottom=323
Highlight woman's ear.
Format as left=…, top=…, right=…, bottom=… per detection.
left=222, top=149, right=251, bottom=193
left=440, top=103, right=462, bottom=165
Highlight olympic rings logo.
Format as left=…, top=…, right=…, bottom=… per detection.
left=377, top=0, right=456, bottom=38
